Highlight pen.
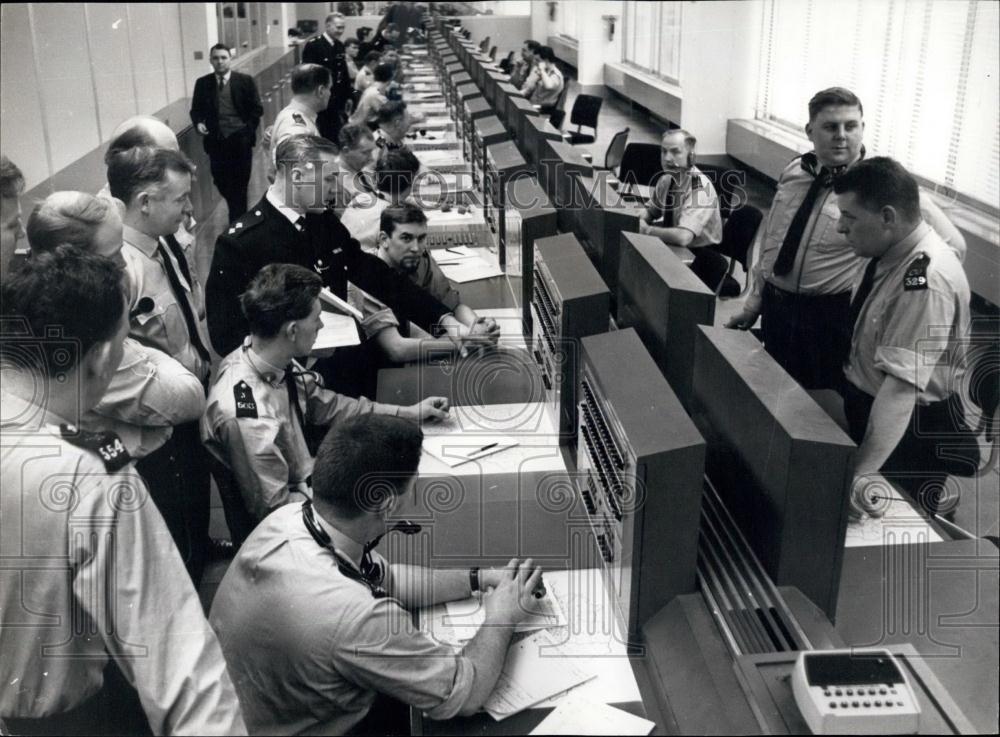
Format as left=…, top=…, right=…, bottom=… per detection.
left=446, top=247, right=464, bottom=255
left=470, top=442, right=498, bottom=455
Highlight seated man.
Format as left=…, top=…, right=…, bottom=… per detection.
left=202, top=262, right=449, bottom=535
left=210, top=413, right=545, bottom=735
left=373, top=100, right=416, bottom=151
left=353, top=49, right=381, bottom=93
left=337, top=123, right=378, bottom=201
left=639, top=129, right=730, bottom=292
left=348, top=62, right=394, bottom=127
left=510, top=39, right=539, bottom=89
left=352, top=204, right=499, bottom=366
left=340, top=147, right=422, bottom=252
left=525, top=45, right=563, bottom=113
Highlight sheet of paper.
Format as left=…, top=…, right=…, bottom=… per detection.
left=430, top=245, right=480, bottom=261
left=415, top=149, right=465, bottom=168
left=313, top=311, right=360, bottom=350
left=422, top=434, right=520, bottom=467
left=442, top=590, right=567, bottom=640
left=845, top=485, right=943, bottom=547
left=438, top=258, right=504, bottom=283
left=319, top=287, right=364, bottom=321
left=530, top=697, right=655, bottom=736
left=484, top=630, right=595, bottom=720
left=424, top=206, right=482, bottom=226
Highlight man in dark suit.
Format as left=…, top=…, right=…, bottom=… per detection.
left=301, top=13, right=353, bottom=144
left=206, top=135, right=491, bottom=368
left=190, top=43, right=263, bottom=223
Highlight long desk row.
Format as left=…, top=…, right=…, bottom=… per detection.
left=379, top=20, right=997, bottom=735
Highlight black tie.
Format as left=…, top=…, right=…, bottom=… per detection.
left=156, top=237, right=211, bottom=363
left=772, top=169, right=832, bottom=276
left=283, top=366, right=306, bottom=431
left=848, top=257, right=880, bottom=333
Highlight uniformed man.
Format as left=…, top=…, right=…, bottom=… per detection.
left=337, top=123, right=378, bottom=201
left=202, top=263, right=449, bottom=542
left=726, top=87, right=966, bottom=393
left=373, top=100, right=417, bottom=152
left=269, top=63, right=331, bottom=155
left=0, top=247, right=245, bottom=735
left=0, top=154, right=26, bottom=275
left=25, top=191, right=206, bottom=461
left=834, top=158, right=979, bottom=518
left=341, top=146, right=422, bottom=252
left=108, top=145, right=218, bottom=581
left=206, top=134, right=479, bottom=363
left=348, top=62, right=394, bottom=128
left=210, top=413, right=544, bottom=735
left=301, top=12, right=353, bottom=143
left=190, top=43, right=264, bottom=224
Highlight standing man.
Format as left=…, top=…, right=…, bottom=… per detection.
left=0, top=154, right=26, bottom=275
left=210, top=413, right=544, bottom=735
left=302, top=12, right=353, bottom=143
left=834, top=158, right=978, bottom=518
left=109, top=146, right=219, bottom=582
left=269, top=64, right=331, bottom=153
left=0, top=248, right=245, bottom=736
left=190, top=43, right=263, bottom=223
left=726, top=87, right=965, bottom=393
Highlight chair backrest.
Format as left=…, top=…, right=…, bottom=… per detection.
left=489, top=45, right=498, bottom=61
left=479, top=36, right=491, bottom=53
left=604, top=127, right=630, bottom=171
left=617, top=142, right=664, bottom=188
left=715, top=205, right=763, bottom=269
left=549, top=108, right=566, bottom=129
left=570, top=94, right=603, bottom=131
left=499, top=50, right=514, bottom=73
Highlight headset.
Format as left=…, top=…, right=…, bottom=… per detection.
left=301, top=499, right=421, bottom=599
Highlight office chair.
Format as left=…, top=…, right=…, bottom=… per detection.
left=601, top=127, right=630, bottom=173
left=616, top=142, right=663, bottom=195
left=488, top=46, right=498, bottom=61
left=564, top=94, right=603, bottom=145
left=499, top=50, right=515, bottom=74
left=708, top=205, right=763, bottom=298
left=479, top=36, right=491, bottom=53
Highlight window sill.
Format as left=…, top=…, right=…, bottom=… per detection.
left=604, top=61, right=681, bottom=125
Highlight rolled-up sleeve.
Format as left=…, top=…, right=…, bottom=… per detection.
left=873, top=287, right=956, bottom=392
left=332, top=598, right=475, bottom=720
left=678, top=180, right=723, bottom=246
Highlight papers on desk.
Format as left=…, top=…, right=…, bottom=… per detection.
left=319, top=287, right=364, bottom=321
left=442, top=591, right=567, bottom=641
left=421, top=434, right=519, bottom=467
left=845, top=484, right=944, bottom=547
left=530, top=697, right=655, bottom=736
left=314, top=311, right=360, bottom=349
left=430, top=247, right=503, bottom=283
left=484, top=630, right=595, bottom=721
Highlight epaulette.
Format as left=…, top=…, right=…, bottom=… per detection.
left=351, top=191, right=377, bottom=208
left=292, top=112, right=306, bottom=126
left=60, top=424, right=132, bottom=472
left=226, top=207, right=266, bottom=237
left=234, top=380, right=259, bottom=418
left=903, top=252, right=930, bottom=291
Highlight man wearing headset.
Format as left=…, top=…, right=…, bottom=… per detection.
left=210, top=413, right=545, bottom=735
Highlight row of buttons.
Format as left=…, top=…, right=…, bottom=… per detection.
left=828, top=700, right=905, bottom=709
left=822, top=687, right=895, bottom=697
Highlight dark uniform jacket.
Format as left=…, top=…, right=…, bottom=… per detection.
left=206, top=196, right=453, bottom=356
left=301, top=34, right=353, bottom=105
left=190, top=71, right=263, bottom=148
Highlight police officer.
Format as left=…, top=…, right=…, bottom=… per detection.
left=834, top=158, right=979, bottom=518
left=202, top=263, right=449, bottom=543
left=301, top=12, right=353, bottom=143
left=206, top=134, right=479, bottom=361
left=269, top=64, right=330, bottom=154
left=109, top=145, right=219, bottom=580
left=726, top=87, right=966, bottom=393
left=0, top=247, right=245, bottom=735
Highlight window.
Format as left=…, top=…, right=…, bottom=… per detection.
left=756, top=0, right=1000, bottom=212
left=622, top=1, right=682, bottom=84
left=216, top=2, right=267, bottom=58
left=555, top=1, right=579, bottom=42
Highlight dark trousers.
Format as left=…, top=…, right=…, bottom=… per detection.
left=206, top=131, right=254, bottom=223
left=2, top=662, right=151, bottom=736
left=761, top=283, right=852, bottom=391
left=843, top=382, right=980, bottom=515
left=135, top=421, right=210, bottom=585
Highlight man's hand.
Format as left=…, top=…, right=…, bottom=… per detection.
left=849, top=472, right=891, bottom=520
left=482, top=558, right=545, bottom=628
left=638, top=220, right=652, bottom=235
left=725, top=307, right=759, bottom=330
left=196, top=122, right=210, bottom=136
left=468, top=317, right=500, bottom=345
left=480, top=562, right=545, bottom=599
left=401, top=396, right=450, bottom=423
left=261, top=125, right=274, bottom=148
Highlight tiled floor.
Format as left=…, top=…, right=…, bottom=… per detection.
left=194, top=74, right=999, bottom=612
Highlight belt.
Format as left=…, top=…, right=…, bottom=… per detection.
left=763, top=281, right=850, bottom=303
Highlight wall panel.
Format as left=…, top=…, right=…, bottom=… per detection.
left=160, top=4, right=189, bottom=104
left=126, top=3, right=170, bottom=116
left=0, top=3, right=49, bottom=190
left=86, top=3, right=139, bottom=140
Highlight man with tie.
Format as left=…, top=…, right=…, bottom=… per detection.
left=833, top=157, right=978, bottom=518
left=337, top=123, right=378, bottom=201
left=726, top=87, right=964, bottom=393
left=109, top=146, right=217, bottom=582
left=202, top=263, right=449, bottom=543
left=190, top=44, right=263, bottom=223
left=301, top=13, right=353, bottom=143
